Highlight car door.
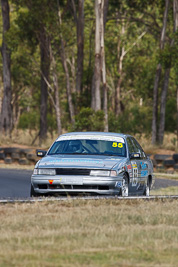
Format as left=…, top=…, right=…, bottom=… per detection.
left=126, top=137, right=139, bottom=194
left=131, top=137, right=148, bottom=193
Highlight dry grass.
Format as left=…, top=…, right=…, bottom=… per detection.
left=155, top=173, right=178, bottom=180
left=135, top=132, right=178, bottom=154
left=1, top=130, right=178, bottom=153
left=0, top=199, right=178, bottom=266
left=151, top=186, right=178, bottom=196
left=0, top=163, right=34, bottom=170
left=0, top=129, right=58, bottom=149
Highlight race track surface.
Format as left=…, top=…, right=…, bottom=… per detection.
left=0, top=168, right=178, bottom=200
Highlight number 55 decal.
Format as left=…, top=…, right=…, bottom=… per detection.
left=112, top=142, right=123, bottom=148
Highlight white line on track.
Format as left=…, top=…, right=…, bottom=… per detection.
left=0, top=195, right=178, bottom=204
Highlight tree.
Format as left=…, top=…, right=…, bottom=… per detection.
left=157, top=0, right=177, bottom=144
left=91, top=0, right=108, bottom=131
left=159, top=0, right=178, bottom=145
left=57, top=1, right=75, bottom=125
left=151, top=0, right=169, bottom=144
left=174, top=0, right=178, bottom=145
left=0, top=0, right=12, bottom=136
left=92, top=0, right=102, bottom=111
left=100, top=0, right=108, bottom=131
left=71, top=0, right=84, bottom=94
left=50, top=43, right=62, bottom=135
left=39, top=25, right=50, bottom=143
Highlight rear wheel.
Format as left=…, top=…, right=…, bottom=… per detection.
left=30, top=184, right=39, bottom=197
left=143, top=179, right=150, bottom=197
left=121, top=174, right=129, bottom=197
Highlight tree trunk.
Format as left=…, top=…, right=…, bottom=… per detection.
left=76, top=0, right=84, bottom=93
left=91, top=73, right=96, bottom=110
left=177, top=88, right=178, bottom=148
left=50, top=44, right=62, bottom=135
left=174, top=0, right=178, bottom=30
left=158, top=68, right=170, bottom=144
left=174, top=0, right=178, bottom=146
left=0, top=0, right=12, bottom=136
left=39, top=26, right=50, bottom=143
left=152, top=63, right=162, bottom=144
left=115, top=22, right=125, bottom=117
left=60, top=40, right=75, bottom=124
left=100, top=0, right=108, bottom=131
left=57, top=2, right=75, bottom=124
left=93, top=0, right=101, bottom=111
left=158, top=0, right=178, bottom=144
left=151, top=0, right=169, bottom=144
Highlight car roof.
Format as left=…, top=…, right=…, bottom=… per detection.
left=57, top=132, right=131, bottom=139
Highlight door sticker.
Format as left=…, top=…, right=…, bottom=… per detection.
left=132, top=162, right=138, bottom=186
left=140, top=162, right=147, bottom=169
left=141, top=170, right=148, bottom=177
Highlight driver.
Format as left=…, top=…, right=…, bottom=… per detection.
left=68, top=140, right=83, bottom=153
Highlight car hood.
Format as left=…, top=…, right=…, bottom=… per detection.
left=37, top=155, right=125, bottom=170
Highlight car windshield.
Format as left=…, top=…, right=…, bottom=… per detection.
left=48, top=138, right=126, bottom=157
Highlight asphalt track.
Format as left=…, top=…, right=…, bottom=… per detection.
left=0, top=168, right=178, bottom=201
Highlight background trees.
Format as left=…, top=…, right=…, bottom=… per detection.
left=0, top=0, right=177, bottom=145
left=0, top=0, right=12, bottom=135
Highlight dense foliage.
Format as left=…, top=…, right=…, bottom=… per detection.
left=0, top=0, right=177, bottom=142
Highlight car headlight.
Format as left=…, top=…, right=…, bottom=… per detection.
left=33, top=168, right=56, bottom=175
left=90, top=170, right=117, bottom=176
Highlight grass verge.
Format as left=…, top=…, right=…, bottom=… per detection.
left=155, top=173, right=178, bottom=180
left=151, top=186, right=178, bottom=196
left=0, top=199, right=178, bottom=267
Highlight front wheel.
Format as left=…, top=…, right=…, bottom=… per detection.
left=30, top=184, right=39, bottom=197
left=121, top=174, right=129, bottom=197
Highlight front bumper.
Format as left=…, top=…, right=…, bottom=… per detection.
left=31, top=174, right=123, bottom=195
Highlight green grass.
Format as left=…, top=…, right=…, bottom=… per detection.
left=0, top=199, right=178, bottom=266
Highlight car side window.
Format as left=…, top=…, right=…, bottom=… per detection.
left=131, top=138, right=146, bottom=159
left=127, top=137, right=136, bottom=154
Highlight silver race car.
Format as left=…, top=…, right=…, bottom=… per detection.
left=31, top=132, right=155, bottom=197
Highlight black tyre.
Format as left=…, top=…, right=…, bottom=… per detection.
left=143, top=179, right=150, bottom=197
left=27, top=153, right=38, bottom=161
left=4, top=157, right=13, bottom=164
left=173, top=154, right=178, bottom=163
left=20, top=149, right=33, bottom=157
left=0, top=152, right=5, bottom=159
left=174, top=164, right=178, bottom=170
left=164, top=160, right=175, bottom=167
left=11, top=153, right=20, bottom=160
left=121, top=174, right=129, bottom=197
left=154, top=154, right=170, bottom=162
left=30, top=184, right=39, bottom=197
left=19, top=158, right=29, bottom=165
left=4, top=147, right=20, bottom=155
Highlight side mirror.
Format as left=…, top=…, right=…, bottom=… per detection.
left=36, top=149, right=47, bottom=157
left=130, top=153, right=141, bottom=159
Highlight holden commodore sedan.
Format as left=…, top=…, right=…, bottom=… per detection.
left=30, top=132, right=155, bottom=197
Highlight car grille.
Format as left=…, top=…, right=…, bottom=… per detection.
left=55, top=168, right=90, bottom=176
left=38, top=184, right=109, bottom=191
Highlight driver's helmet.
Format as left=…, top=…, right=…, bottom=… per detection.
left=68, top=140, right=82, bottom=153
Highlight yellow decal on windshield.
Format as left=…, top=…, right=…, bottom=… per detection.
left=112, top=142, right=123, bottom=148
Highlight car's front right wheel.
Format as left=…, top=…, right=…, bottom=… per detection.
left=121, top=174, right=129, bottom=197
left=30, top=184, right=39, bottom=197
